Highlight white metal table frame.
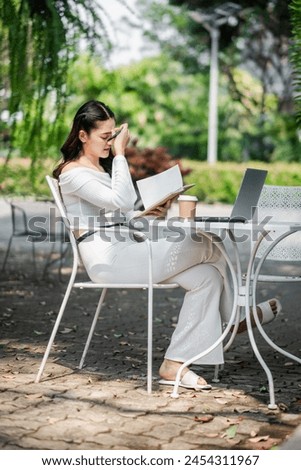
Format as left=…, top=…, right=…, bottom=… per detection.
left=243, top=222, right=301, bottom=409
left=149, top=219, right=301, bottom=409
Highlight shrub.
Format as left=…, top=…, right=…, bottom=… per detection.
left=125, top=140, right=192, bottom=182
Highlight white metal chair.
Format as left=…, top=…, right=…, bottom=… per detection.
left=35, top=175, right=179, bottom=393
left=244, top=184, right=301, bottom=408
left=2, top=199, right=69, bottom=278
left=2, top=201, right=38, bottom=273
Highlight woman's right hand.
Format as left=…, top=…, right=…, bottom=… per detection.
left=113, top=123, right=130, bottom=155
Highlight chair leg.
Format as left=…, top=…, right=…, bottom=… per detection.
left=78, top=288, right=108, bottom=369
left=32, top=241, right=37, bottom=278
left=58, top=242, right=69, bottom=281
left=42, top=241, right=57, bottom=278
left=212, top=364, right=220, bottom=383
left=35, top=274, right=75, bottom=383
left=1, top=235, right=13, bottom=271
left=147, top=284, right=153, bottom=394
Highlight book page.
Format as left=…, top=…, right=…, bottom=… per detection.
left=137, top=165, right=183, bottom=209
left=134, top=184, right=195, bottom=218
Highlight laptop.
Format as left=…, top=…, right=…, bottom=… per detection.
left=194, top=168, right=268, bottom=223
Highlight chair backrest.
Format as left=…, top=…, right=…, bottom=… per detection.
left=10, top=202, right=28, bottom=234
left=46, top=175, right=79, bottom=262
left=46, top=176, right=69, bottom=225
left=256, top=184, right=301, bottom=261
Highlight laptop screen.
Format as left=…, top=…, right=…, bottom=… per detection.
left=230, top=168, right=268, bottom=220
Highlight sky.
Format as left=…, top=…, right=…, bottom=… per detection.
left=102, top=0, right=159, bottom=68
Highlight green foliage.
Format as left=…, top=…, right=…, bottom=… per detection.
left=1, top=157, right=301, bottom=205
left=169, top=1, right=292, bottom=40
left=0, top=0, right=117, bottom=177
left=63, top=55, right=301, bottom=166
left=140, top=0, right=298, bottom=157
left=183, top=160, right=301, bottom=204
left=290, top=0, right=301, bottom=126
left=65, top=54, right=210, bottom=158
left=1, top=0, right=301, bottom=195
left=0, top=158, right=51, bottom=197
left=217, top=71, right=301, bottom=162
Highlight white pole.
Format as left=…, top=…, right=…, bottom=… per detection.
left=207, top=27, right=219, bottom=165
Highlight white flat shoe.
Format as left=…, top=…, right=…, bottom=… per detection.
left=257, top=298, right=282, bottom=325
left=159, top=370, right=212, bottom=391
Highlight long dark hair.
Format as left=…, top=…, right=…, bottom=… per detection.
left=53, top=100, right=115, bottom=179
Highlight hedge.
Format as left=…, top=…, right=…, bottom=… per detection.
left=1, top=157, right=301, bottom=205
left=182, top=160, right=301, bottom=204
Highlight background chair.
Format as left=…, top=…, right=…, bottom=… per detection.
left=2, top=201, right=38, bottom=273
left=256, top=184, right=301, bottom=272
left=35, top=176, right=179, bottom=393
left=2, top=199, right=69, bottom=279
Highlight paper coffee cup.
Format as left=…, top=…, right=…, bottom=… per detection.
left=178, top=195, right=198, bottom=219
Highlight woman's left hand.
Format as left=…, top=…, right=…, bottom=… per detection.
left=145, top=199, right=172, bottom=218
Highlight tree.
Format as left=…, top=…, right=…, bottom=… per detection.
left=0, top=0, right=127, bottom=179
left=138, top=0, right=299, bottom=161
left=62, top=54, right=211, bottom=158
left=143, top=1, right=293, bottom=110
left=61, top=54, right=301, bottom=164
left=290, top=0, right=301, bottom=125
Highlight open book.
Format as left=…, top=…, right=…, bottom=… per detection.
left=134, top=164, right=194, bottom=218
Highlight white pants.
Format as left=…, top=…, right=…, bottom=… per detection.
left=79, top=227, right=233, bottom=365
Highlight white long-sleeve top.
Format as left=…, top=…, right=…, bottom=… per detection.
left=59, top=155, right=138, bottom=230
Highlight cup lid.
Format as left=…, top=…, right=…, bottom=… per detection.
left=178, top=195, right=198, bottom=201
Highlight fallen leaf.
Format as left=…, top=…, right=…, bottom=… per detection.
left=15, top=356, right=25, bottom=361
left=52, top=357, right=60, bottom=363
left=59, top=328, right=73, bottom=334
left=194, top=415, right=214, bottom=423
left=215, top=398, right=229, bottom=405
left=248, top=435, right=270, bottom=443
left=226, top=424, right=238, bottom=439
left=227, top=417, right=243, bottom=425
left=226, top=437, right=241, bottom=445
left=249, top=437, right=281, bottom=450
left=34, top=330, right=46, bottom=335
left=278, top=402, right=288, bottom=411
left=250, top=430, right=257, bottom=437
left=25, top=393, right=43, bottom=400
left=223, top=390, right=235, bottom=396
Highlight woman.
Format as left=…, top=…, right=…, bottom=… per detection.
left=54, top=100, right=281, bottom=390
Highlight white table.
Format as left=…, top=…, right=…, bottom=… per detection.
left=147, top=218, right=301, bottom=409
